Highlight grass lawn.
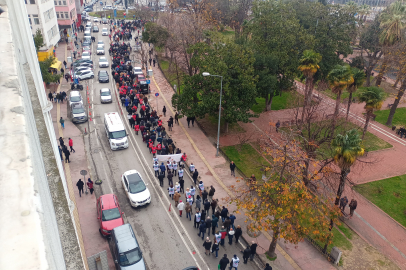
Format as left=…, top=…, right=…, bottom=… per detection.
left=310, top=227, right=353, bottom=254
left=158, top=58, right=184, bottom=93
left=322, top=86, right=390, bottom=102
left=374, top=107, right=406, bottom=127
left=221, top=143, right=271, bottom=179
left=251, top=91, right=301, bottom=114
left=354, top=175, right=406, bottom=227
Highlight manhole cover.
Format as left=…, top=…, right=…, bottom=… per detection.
left=93, top=148, right=101, bottom=154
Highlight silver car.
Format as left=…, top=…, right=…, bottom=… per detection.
left=99, top=57, right=109, bottom=68
left=102, top=28, right=108, bottom=36
left=100, top=88, right=112, bottom=103
left=97, top=45, right=105, bottom=55
left=71, top=103, right=88, bottom=123
left=75, top=70, right=94, bottom=80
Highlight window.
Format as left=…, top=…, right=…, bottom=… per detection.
left=70, top=8, right=76, bottom=19
left=28, top=15, right=32, bottom=25
left=41, top=0, right=51, bottom=3
left=25, top=0, right=27, bottom=4
left=29, top=0, right=35, bottom=4
left=43, top=8, right=55, bottom=23
left=64, top=12, right=69, bottom=19
left=47, top=25, right=58, bottom=40
left=56, top=12, right=59, bottom=19
left=33, top=14, right=40, bottom=25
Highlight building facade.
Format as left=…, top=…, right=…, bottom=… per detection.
left=25, top=0, right=60, bottom=50
left=54, top=0, right=77, bottom=37
left=74, top=0, right=84, bottom=27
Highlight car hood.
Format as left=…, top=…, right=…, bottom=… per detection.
left=128, top=188, right=150, bottom=202
left=119, top=259, right=146, bottom=270
left=73, top=112, right=86, bottom=118
left=101, top=217, right=124, bottom=231
left=101, top=95, right=112, bottom=100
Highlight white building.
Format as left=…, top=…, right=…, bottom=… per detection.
left=25, top=0, right=60, bottom=50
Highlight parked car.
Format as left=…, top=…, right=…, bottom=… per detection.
left=71, top=103, right=88, bottom=123
left=69, top=91, right=83, bottom=106
left=84, top=7, right=93, bottom=12
left=81, top=51, right=91, bottom=60
left=121, top=170, right=151, bottom=207
left=102, top=17, right=108, bottom=24
left=102, top=28, right=108, bottom=36
left=93, top=25, right=99, bottom=32
left=103, top=5, right=113, bottom=9
left=97, top=194, right=124, bottom=237
left=73, top=62, right=93, bottom=69
left=100, top=88, right=112, bottom=103
left=75, top=70, right=94, bottom=80
left=98, top=70, right=109, bottom=83
left=99, top=57, right=109, bottom=68
left=93, top=17, right=99, bottom=22
left=82, top=45, right=91, bottom=52
left=97, top=40, right=104, bottom=48
left=74, top=66, right=92, bottom=74
left=96, top=45, right=105, bottom=55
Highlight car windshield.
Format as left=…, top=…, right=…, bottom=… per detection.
left=102, top=29, right=107, bottom=32
left=100, top=58, right=107, bottom=62
left=71, top=96, right=81, bottom=102
left=127, top=173, right=146, bottom=194
left=99, top=72, right=108, bottom=77
left=83, top=52, right=90, bottom=56
left=101, top=208, right=121, bottom=221
left=101, top=90, right=111, bottom=96
left=97, top=46, right=104, bottom=50
left=109, top=130, right=126, bottom=139
left=72, top=106, right=84, bottom=114
left=119, top=248, right=142, bottom=267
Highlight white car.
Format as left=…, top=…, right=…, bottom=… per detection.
left=102, top=28, right=108, bottom=36
left=133, top=67, right=143, bottom=75
left=100, top=88, right=112, bottom=103
left=97, top=40, right=104, bottom=48
left=93, top=17, right=99, bottom=22
left=103, top=5, right=113, bottom=9
left=121, top=170, right=151, bottom=207
left=82, top=51, right=91, bottom=60
left=97, top=45, right=105, bottom=55
left=99, top=57, right=109, bottom=68
left=75, top=70, right=94, bottom=80
left=69, top=91, right=83, bottom=106
left=74, top=66, right=92, bottom=73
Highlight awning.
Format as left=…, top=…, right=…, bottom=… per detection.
left=50, top=60, right=62, bottom=69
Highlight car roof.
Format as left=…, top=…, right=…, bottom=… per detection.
left=113, top=224, right=139, bottom=252
left=99, top=194, right=119, bottom=210
left=102, top=28, right=108, bottom=30
left=99, top=70, right=108, bottom=74
left=100, top=57, right=107, bottom=60
left=70, top=91, right=81, bottom=97
left=100, top=88, right=110, bottom=92
left=124, top=170, right=143, bottom=183
left=72, top=103, right=84, bottom=109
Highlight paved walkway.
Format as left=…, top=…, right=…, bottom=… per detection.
left=50, top=41, right=115, bottom=270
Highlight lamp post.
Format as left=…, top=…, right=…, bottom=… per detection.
left=202, top=72, right=223, bottom=157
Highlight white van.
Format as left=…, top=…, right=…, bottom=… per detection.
left=104, top=112, right=129, bottom=150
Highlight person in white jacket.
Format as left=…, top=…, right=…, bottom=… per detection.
left=229, top=254, right=240, bottom=270
left=177, top=200, right=185, bottom=217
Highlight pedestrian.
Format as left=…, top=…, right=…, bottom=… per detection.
left=87, top=178, right=94, bottom=195
left=211, top=198, right=218, bottom=215
left=63, top=60, right=67, bottom=69
left=228, top=228, right=235, bottom=244
left=349, top=199, right=357, bottom=218
left=220, top=206, right=229, bottom=223
left=76, top=179, right=84, bottom=197
left=58, top=145, right=63, bottom=161
left=194, top=210, right=201, bottom=229
left=187, top=116, right=191, bottom=127
left=59, top=136, right=65, bottom=147
left=275, top=120, right=280, bottom=132
left=69, top=138, right=75, bottom=153
left=168, top=185, right=174, bottom=199
left=160, top=162, right=166, bottom=177
left=172, top=161, right=178, bottom=176
left=203, top=237, right=212, bottom=255
left=203, top=199, right=211, bottom=213
left=61, top=67, right=64, bottom=75
left=234, top=225, right=242, bottom=244
left=185, top=201, right=192, bottom=221
left=190, top=162, right=195, bottom=173
left=65, top=74, right=69, bottom=82
left=175, top=182, right=181, bottom=193
left=158, top=173, right=164, bottom=187
left=340, top=196, right=348, bottom=212
left=220, top=226, right=227, bottom=246
left=223, top=218, right=231, bottom=231
left=167, top=170, right=173, bottom=186
left=202, top=188, right=209, bottom=202
left=190, top=185, right=196, bottom=201
left=59, top=117, right=65, bottom=129
left=264, top=263, right=273, bottom=270
left=64, top=148, right=70, bottom=163
left=48, top=92, right=53, bottom=102
left=212, top=214, right=219, bottom=235
left=212, top=238, right=220, bottom=258
left=219, top=254, right=230, bottom=270
left=179, top=177, right=184, bottom=193
left=153, top=58, right=156, bottom=67
left=205, top=215, right=212, bottom=237
left=198, top=180, right=204, bottom=196
left=195, top=195, right=202, bottom=211
left=242, top=246, right=250, bottom=264
left=177, top=200, right=184, bottom=217
left=229, top=254, right=240, bottom=270
left=229, top=214, right=236, bottom=230
left=192, top=169, right=199, bottom=185
left=198, top=220, right=206, bottom=240
left=230, top=161, right=236, bottom=177
left=175, top=111, right=179, bottom=124
left=250, top=241, right=258, bottom=261
left=162, top=105, right=166, bottom=117
left=209, top=185, right=215, bottom=201
left=153, top=161, right=159, bottom=177
left=174, top=191, right=181, bottom=207
left=149, top=58, right=152, bottom=66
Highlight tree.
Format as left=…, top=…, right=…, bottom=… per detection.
left=386, top=78, right=406, bottom=126
left=358, top=86, right=385, bottom=139
left=39, top=56, right=63, bottom=84
left=376, top=1, right=406, bottom=86
left=142, top=22, right=170, bottom=48
left=253, top=53, right=278, bottom=112
left=327, top=65, right=353, bottom=133
left=298, top=50, right=322, bottom=107
left=346, top=68, right=366, bottom=120
left=33, top=29, right=45, bottom=52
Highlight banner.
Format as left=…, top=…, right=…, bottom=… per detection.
left=156, top=154, right=182, bottom=163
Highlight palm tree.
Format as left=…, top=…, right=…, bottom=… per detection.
left=376, top=1, right=406, bottom=86
left=346, top=68, right=366, bottom=120
left=298, top=50, right=322, bottom=107
left=332, top=129, right=364, bottom=206
left=358, top=4, right=371, bottom=22
left=358, top=86, right=386, bottom=139
left=327, top=65, right=354, bottom=133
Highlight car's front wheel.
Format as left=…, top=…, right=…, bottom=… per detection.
left=90, top=75, right=94, bottom=79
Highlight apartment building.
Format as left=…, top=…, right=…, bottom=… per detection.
left=25, top=0, right=60, bottom=50
left=54, top=0, right=77, bottom=36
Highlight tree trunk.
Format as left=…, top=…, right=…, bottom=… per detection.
left=225, top=122, right=229, bottom=134
left=386, top=79, right=406, bottom=126
left=365, top=67, right=373, bottom=87
left=302, top=158, right=310, bottom=186
left=331, top=90, right=342, bottom=136
left=265, top=94, right=274, bottom=112
left=266, top=228, right=280, bottom=259
left=334, top=169, right=348, bottom=206
left=305, top=77, right=314, bottom=106
left=375, top=58, right=388, bottom=87
left=362, top=112, right=371, bottom=140
left=346, top=92, right=353, bottom=120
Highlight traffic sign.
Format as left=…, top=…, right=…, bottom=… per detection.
left=155, top=93, right=159, bottom=97
left=146, top=80, right=150, bottom=84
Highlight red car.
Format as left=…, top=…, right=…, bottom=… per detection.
left=97, top=194, right=124, bottom=237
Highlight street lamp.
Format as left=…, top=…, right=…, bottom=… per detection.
left=202, top=72, right=223, bottom=157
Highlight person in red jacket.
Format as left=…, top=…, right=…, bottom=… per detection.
left=69, top=138, right=75, bottom=153
left=141, top=104, right=146, bottom=111
left=87, top=178, right=94, bottom=195
left=182, top=153, right=187, bottom=162
left=158, top=120, right=162, bottom=127
left=134, top=124, right=140, bottom=135
left=157, top=143, right=162, bottom=154
left=148, top=140, right=153, bottom=152
left=132, top=105, right=137, bottom=112
left=151, top=145, right=157, bottom=156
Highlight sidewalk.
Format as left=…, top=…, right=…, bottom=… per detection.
left=145, top=63, right=336, bottom=270
left=50, top=42, right=115, bottom=269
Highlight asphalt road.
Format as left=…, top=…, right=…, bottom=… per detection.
left=74, top=20, right=260, bottom=270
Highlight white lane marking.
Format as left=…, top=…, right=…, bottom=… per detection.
left=110, top=80, right=209, bottom=270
